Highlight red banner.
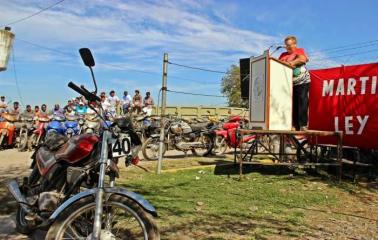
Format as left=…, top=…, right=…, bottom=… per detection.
left=309, top=63, right=378, bottom=149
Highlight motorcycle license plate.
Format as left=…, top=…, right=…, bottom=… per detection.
left=110, top=134, right=131, bottom=158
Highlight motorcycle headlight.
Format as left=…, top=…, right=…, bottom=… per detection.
left=66, top=128, right=74, bottom=134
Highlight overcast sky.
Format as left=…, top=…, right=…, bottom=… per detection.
left=0, top=0, right=377, bottom=107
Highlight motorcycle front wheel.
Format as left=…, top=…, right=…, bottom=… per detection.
left=18, top=129, right=28, bottom=151
left=142, top=137, right=166, bottom=161
left=212, top=135, right=228, bottom=156
left=45, top=195, right=159, bottom=240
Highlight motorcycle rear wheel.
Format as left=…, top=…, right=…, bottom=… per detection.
left=191, top=135, right=212, bottom=156
left=45, top=195, right=159, bottom=240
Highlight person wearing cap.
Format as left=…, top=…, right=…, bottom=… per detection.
left=0, top=96, right=7, bottom=114
left=132, top=90, right=142, bottom=114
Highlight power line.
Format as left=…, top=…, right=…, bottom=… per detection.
left=1, top=0, right=66, bottom=27
left=312, top=48, right=378, bottom=61
left=16, top=38, right=223, bottom=84
left=11, top=47, right=24, bottom=106
left=308, top=39, right=378, bottom=55
left=167, top=89, right=225, bottom=98
left=168, top=61, right=227, bottom=74
left=310, top=41, right=378, bottom=57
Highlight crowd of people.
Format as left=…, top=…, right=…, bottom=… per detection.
left=0, top=89, right=155, bottom=120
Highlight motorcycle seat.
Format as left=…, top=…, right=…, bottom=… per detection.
left=190, top=122, right=210, bottom=132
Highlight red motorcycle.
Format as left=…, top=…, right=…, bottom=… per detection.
left=28, top=116, right=50, bottom=150
left=212, top=115, right=255, bottom=155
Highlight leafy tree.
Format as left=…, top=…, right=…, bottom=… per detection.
left=221, top=64, right=248, bottom=108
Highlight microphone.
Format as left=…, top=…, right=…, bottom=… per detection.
left=275, top=45, right=285, bottom=50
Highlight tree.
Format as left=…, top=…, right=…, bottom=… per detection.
left=221, top=64, right=248, bottom=108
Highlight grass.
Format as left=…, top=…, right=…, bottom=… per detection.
left=116, top=162, right=347, bottom=239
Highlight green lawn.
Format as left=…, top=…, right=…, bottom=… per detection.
left=117, top=162, right=353, bottom=239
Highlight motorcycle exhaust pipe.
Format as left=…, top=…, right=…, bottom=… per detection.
left=7, top=180, right=33, bottom=214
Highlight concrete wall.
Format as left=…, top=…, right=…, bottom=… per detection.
left=151, top=106, right=247, bottom=118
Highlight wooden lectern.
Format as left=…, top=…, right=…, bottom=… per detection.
left=249, top=50, right=293, bottom=130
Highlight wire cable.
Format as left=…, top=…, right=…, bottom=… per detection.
left=167, top=89, right=225, bottom=98
left=11, top=46, right=24, bottom=106
left=1, top=0, right=66, bottom=27
left=168, top=61, right=227, bottom=74
left=308, top=39, right=378, bottom=55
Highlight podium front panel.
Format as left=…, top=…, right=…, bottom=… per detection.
left=249, top=56, right=267, bottom=129
left=268, top=59, right=293, bottom=130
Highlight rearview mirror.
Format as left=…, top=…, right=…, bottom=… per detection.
left=79, top=48, right=95, bottom=67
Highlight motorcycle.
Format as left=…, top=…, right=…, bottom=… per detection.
left=134, top=114, right=160, bottom=143
left=0, top=113, right=19, bottom=149
left=7, top=48, right=159, bottom=239
left=46, top=115, right=66, bottom=135
left=29, top=116, right=50, bottom=150
left=141, top=115, right=216, bottom=160
left=64, top=115, right=81, bottom=138
left=212, top=115, right=255, bottom=155
left=17, top=116, right=35, bottom=151
left=81, top=114, right=101, bottom=134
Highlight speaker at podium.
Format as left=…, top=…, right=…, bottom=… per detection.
left=244, top=50, right=294, bottom=130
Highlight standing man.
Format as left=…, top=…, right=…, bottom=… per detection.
left=279, top=35, right=310, bottom=131
left=132, top=90, right=143, bottom=114
left=21, top=105, right=34, bottom=119
left=107, top=90, right=120, bottom=116
left=143, top=91, right=154, bottom=116
left=0, top=96, right=7, bottom=114
left=122, top=91, right=132, bottom=114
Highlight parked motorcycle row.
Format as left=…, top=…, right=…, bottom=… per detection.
left=5, top=48, right=255, bottom=240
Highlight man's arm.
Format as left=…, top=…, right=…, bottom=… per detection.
left=288, top=54, right=308, bottom=67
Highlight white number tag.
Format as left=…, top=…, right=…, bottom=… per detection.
left=110, top=134, right=131, bottom=158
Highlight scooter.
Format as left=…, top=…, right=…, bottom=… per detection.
left=46, top=115, right=66, bottom=135
left=213, top=115, right=255, bottom=155
left=17, top=116, right=35, bottom=151
left=64, top=115, right=80, bottom=138
left=0, top=113, right=18, bottom=149
left=29, top=116, right=50, bottom=149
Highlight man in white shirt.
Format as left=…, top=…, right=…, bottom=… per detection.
left=107, top=90, right=120, bottom=116
left=0, top=96, right=8, bottom=113
left=122, top=91, right=132, bottom=114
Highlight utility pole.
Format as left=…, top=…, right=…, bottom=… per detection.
left=157, top=53, right=168, bottom=174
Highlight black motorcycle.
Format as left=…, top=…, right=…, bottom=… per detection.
left=141, top=116, right=216, bottom=160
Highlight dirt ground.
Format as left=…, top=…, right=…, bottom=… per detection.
left=0, top=149, right=377, bottom=240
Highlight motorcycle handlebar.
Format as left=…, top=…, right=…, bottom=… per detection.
left=68, top=82, right=100, bottom=102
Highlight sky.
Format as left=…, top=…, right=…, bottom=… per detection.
left=0, top=0, right=377, bottom=108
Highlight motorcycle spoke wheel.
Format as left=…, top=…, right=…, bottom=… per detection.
left=142, top=138, right=165, bottom=161
left=213, top=136, right=228, bottom=156
left=46, top=197, right=159, bottom=240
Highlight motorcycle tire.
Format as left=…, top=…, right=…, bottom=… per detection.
left=142, top=137, right=165, bottom=161
left=16, top=206, right=35, bottom=234
left=45, top=194, right=160, bottom=240
left=0, top=133, right=4, bottom=149
left=212, top=135, right=228, bottom=156
left=192, top=135, right=212, bottom=156
left=18, top=130, right=28, bottom=152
